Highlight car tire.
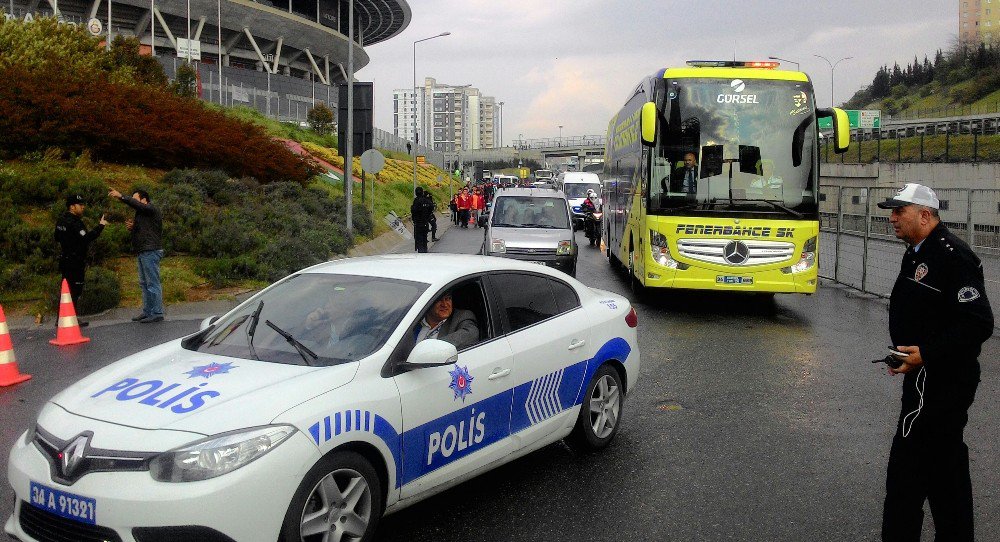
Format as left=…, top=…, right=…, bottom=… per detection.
left=280, top=451, right=383, bottom=542
left=565, top=364, right=624, bottom=453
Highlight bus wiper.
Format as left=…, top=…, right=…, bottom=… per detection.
left=265, top=320, right=319, bottom=366
left=246, top=300, right=264, bottom=360
left=731, top=199, right=803, bottom=219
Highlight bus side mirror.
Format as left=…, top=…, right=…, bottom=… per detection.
left=819, top=107, right=850, bottom=154
left=641, top=102, right=657, bottom=146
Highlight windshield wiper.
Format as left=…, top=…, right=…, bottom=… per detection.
left=265, top=320, right=319, bottom=366
left=245, top=300, right=264, bottom=360
left=492, top=222, right=522, bottom=228
left=730, top=199, right=804, bottom=219
left=521, top=223, right=562, bottom=229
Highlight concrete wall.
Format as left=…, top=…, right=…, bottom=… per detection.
left=820, top=162, right=1000, bottom=190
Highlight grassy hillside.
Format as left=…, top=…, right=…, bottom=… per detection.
left=843, top=44, right=1000, bottom=118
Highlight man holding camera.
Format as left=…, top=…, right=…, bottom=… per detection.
left=877, top=183, right=993, bottom=541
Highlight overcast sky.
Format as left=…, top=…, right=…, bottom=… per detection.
left=358, top=0, right=957, bottom=143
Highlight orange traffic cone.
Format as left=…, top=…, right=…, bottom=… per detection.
left=0, top=304, right=31, bottom=387
left=50, top=279, right=90, bottom=346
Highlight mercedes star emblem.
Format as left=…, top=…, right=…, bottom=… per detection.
left=723, top=240, right=750, bottom=265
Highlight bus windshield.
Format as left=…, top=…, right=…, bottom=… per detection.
left=649, top=78, right=818, bottom=218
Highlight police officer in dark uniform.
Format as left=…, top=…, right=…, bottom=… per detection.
left=877, top=183, right=993, bottom=542
left=54, top=194, right=108, bottom=313
left=411, top=187, right=433, bottom=253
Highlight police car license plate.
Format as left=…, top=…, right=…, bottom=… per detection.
left=29, top=481, right=97, bottom=525
left=716, top=275, right=754, bottom=285
left=528, top=261, right=547, bottom=265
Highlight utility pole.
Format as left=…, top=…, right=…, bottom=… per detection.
left=345, top=0, right=354, bottom=235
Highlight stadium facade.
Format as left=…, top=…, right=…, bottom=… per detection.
left=4, top=0, right=410, bottom=83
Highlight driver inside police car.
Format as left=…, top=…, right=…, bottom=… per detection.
left=413, top=291, right=479, bottom=351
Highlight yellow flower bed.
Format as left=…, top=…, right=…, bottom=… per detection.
left=301, top=142, right=449, bottom=187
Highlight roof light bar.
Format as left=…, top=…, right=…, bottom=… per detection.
left=686, top=60, right=780, bottom=69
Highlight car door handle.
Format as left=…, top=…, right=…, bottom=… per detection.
left=568, top=339, right=586, bottom=351
left=488, top=368, right=511, bottom=380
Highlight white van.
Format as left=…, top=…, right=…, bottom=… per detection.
left=558, top=172, right=602, bottom=226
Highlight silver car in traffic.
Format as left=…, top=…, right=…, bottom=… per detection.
left=481, top=188, right=578, bottom=276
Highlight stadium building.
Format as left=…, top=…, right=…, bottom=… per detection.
left=4, top=0, right=411, bottom=121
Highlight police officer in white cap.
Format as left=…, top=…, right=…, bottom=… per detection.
left=877, top=183, right=993, bottom=541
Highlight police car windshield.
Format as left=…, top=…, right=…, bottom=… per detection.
left=649, top=78, right=818, bottom=219
left=189, top=274, right=427, bottom=366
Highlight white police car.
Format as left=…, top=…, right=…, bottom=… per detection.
left=5, top=254, right=640, bottom=542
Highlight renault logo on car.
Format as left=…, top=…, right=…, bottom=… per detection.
left=723, top=240, right=750, bottom=265
left=61, top=434, right=90, bottom=478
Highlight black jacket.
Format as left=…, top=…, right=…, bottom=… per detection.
left=54, top=212, right=104, bottom=266
left=120, top=196, right=163, bottom=253
left=410, top=195, right=434, bottom=226
left=889, top=223, right=993, bottom=408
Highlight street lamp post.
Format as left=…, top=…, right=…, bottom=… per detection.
left=813, top=54, right=853, bottom=107
left=768, top=56, right=800, bottom=70
left=498, top=101, right=504, bottom=148
left=558, top=125, right=563, bottom=145
left=412, top=31, right=450, bottom=196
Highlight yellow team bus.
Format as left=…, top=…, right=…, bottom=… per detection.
left=603, top=60, right=850, bottom=294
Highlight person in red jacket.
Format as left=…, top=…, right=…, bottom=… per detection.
left=456, top=187, right=472, bottom=229
left=470, top=188, right=485, bottom=228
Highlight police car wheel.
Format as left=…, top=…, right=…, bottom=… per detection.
left=281, top=451, right=383, bottom=542
left=566, top=364, right=623, bottom=452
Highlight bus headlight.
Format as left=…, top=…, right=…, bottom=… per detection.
left=782, top=236, right=817, bottom=274
left=557, top=240, right=573, bottom=255
left=490, top=238, right=506, bottom=254
left=649, top=230, right=688, bottom=269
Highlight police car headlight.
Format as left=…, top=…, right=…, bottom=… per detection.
left=149, top=425, right=296, bottom=482
left=649, top=230, right=688, bottom=270
left=490, top=238, right=506, bottom=254
left=782, top=236, right=817, bottom=274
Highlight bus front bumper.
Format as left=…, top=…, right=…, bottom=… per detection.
left=642, top=265, right=818, bottom=294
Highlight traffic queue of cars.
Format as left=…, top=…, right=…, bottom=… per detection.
left=5, top=248, right=637, bottom=541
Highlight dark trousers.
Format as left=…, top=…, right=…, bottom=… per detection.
left=414, top=223, right=429, bottom=253
left=882, top=380, right=978, bottom=542
left=458, top=209, right=470, bottom=228
left=430, top=217, right=438, bottom=240
left=59, top=261, right=85, bottom=309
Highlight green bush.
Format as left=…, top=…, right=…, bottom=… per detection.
left=197, top=212, right=262, bottom=258
left=77, top=266, right=120, bottom=315
left=161, top=169, right=231, bottom=200
left=193, top=256, right=260, bottom=287
left=258, top=237, right=325, bottom=282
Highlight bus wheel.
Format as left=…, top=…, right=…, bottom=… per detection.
left=628, top=248, right=643, bottom=296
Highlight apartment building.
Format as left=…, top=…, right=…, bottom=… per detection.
left=960, top=0, right=1000, bottom=44
left=393, top=77, right=497, bottom=151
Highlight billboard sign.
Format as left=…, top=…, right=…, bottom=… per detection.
left=176, top=38, right=201, bottom=61
left=818, top=110, right=881, bottom=130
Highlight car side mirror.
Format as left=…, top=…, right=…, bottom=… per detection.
left=199, top=315, right=220, bottom=331
left=403, top=339, right=458, bottom=369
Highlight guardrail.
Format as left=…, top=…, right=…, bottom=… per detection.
left=818, top=185, right=1000, bottom=329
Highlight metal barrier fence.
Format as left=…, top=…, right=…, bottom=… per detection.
left=819, top=185, right=1000, bottom=328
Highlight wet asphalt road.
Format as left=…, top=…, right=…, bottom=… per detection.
left=2, top=225, right=998, bottom=541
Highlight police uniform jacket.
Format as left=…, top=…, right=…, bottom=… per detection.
left=54, top=212, right=104, bottom=268
left=889, top=222, right=993, bottom=416
left=410, top=195, right=434, bottom=226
